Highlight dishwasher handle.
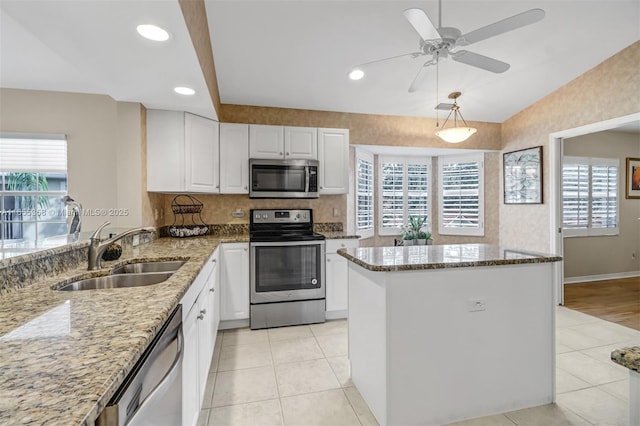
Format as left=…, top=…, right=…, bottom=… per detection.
left=127, top=324, right=184, bottom=425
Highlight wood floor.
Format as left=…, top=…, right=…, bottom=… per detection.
left=563, top=277, right=640, bottom=331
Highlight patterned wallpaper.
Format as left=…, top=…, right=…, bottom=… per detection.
left=221, top=104, right=502, bottom=150
left=500, top=41, right=640, bottom=253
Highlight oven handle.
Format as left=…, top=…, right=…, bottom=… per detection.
left=250, top=240, right=325, bottom=247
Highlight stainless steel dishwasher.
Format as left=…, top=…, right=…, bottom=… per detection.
left=97, top=305, right=183, bottom=426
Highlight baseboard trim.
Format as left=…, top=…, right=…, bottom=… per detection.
left=219, top=319, right=250, bottom=330
left=564, top=271, right=640, bottom=284
left=326, top=310, right=347, bottom=320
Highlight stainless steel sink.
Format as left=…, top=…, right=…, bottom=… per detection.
left=57, top=272, right=174, bottom=291
left=112, top=260, right=187, bottom=274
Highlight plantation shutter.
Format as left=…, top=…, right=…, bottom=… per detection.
left=441, top=161, right=480, bottom=228
left=590, top=163, right=617, bottom=229
left=380, top=161, right=404, bottom=230
left=407, top=162, right=428, bottom=221
left=356, top=152, right=374, bottom=233
left=562, top=156, right=618, bottom=237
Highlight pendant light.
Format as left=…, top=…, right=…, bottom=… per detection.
left=435, top=92, right=477, bottom=143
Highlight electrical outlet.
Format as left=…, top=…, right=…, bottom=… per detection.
left=333, top=208, right=339, bottom=217
left=468, top=298, right=486, bottom=312
left=132, top=235, right=140, bottom=247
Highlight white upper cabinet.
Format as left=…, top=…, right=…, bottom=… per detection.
left=249, top=124, right=284, bottom=159
left=147, top=109, right=219, bottom=193
left=219, top=123, right=249, bottom=194
left=185, top=113, right=219, bottom=192
left=318, top=128, right=349, bottom=194
left=250, top=124, right=318, bottom=160
left=284, top=126, right=317, bottom=159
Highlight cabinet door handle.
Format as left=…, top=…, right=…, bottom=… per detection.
left=200, top=308, right=207, bottom=315
left=197, top=313, right=204, bottom=320
left=327, top=258, right=331, bottom=262
left=286, top=152, right=290, bottom=156
left=244, top=248, right=248, bottom=252
left=209, top=287, right=215, bottom=292
left=211, top=259, right=216, bottom=264
left=244, top=186, right=248, bottom=190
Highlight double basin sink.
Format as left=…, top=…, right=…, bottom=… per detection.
left=57, top=260, right=187, bottom=291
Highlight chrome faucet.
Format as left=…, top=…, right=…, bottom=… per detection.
left=88, top=221, right=155, bottom=270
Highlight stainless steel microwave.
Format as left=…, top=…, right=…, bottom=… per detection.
left=249, top=159, right=319, bottom=198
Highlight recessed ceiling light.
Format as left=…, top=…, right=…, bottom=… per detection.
left=174, top=86, right=196, bottom=96
left=136, top=24, right=170, bottom=42
left=348, top=69, right=365, bottom=80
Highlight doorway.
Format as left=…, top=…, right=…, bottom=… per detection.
left=548, top=112, right=640, bottom=305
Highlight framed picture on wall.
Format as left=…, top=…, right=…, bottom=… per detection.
left=626, top=157, right=640, bottom=199
left=503, top=146, right=543, bottom=204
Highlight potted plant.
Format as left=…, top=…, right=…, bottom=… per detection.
left=416, top=231, right=432, bottom=245
left=401, top=227, right=415, bottom=246
left=408, top=215, right=428, bottom=245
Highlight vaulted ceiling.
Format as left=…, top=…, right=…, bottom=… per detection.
left=1, top=1, right=638, bottom=124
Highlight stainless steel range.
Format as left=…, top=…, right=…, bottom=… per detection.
left=250, top=209, right=326, bottom=329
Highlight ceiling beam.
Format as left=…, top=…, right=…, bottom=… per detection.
left=179, top=0, right=222, bottom=119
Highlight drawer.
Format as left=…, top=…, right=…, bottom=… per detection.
left=326, top=239, right=359, bottom=254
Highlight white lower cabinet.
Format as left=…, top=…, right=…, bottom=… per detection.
left=325, top=239, right=359, bottom=319
left=181, top=249, right=219, bottom=426
left=220, top=243, right=250, bottom=321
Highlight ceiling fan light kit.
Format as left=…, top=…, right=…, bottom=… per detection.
left=435, top=91, right=477, bottom=143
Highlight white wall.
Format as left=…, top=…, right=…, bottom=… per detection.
left=0, top=88, right=144, bottom=232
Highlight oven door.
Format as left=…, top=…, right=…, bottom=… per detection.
left=250, top=240, right=325, bottom=303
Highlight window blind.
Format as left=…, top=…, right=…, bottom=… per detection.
left=0, top=135, right=67, bottom=173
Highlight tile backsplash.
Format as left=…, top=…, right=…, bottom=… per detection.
left=162, top=194, right=347, bottom=228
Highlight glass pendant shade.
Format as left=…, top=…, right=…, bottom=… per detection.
left=435, top=126, right=477, bottom=143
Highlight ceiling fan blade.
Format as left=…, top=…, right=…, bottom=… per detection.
left=457, top=9, right=545, bottom=46
left=435, top=103, right=454, bottom=111
left=408, top=59, right=436, bottom=92
left=403, top=8, right=441, bottom=41
left=352, top=52, right=423, bottom=69
left=452, top=50, right=510, bottom=73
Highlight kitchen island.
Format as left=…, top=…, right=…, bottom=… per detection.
left=338, top=244, right=562, bottom=426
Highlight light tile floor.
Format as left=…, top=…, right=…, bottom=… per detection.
left=197, top=307, right=639, bottom=426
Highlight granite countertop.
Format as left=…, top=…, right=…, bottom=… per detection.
left=611, top=346, right=640, bottom=372
left=0, top=234, right=248, bottom=426
left=320, top=232, right=360, bottom=239
left=338, top=243, right=562, bottom=272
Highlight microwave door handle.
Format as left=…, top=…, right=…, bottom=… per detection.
left=305, top=166, right=310, bottom=193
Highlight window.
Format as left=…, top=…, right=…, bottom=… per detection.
left=562, top=156, right=618, bottom=237
left=438, top=153, right=484, bottom=236
left=355, top=149, right=374, bottom=239
left=0, top=134, right=68, bottom=246
left=378, top=156, right=430, bottom=235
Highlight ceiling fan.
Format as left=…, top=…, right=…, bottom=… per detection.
left=349, top=1, right=545, bottom=92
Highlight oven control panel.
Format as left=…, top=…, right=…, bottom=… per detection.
left=251, top=209, right=311, bottom=224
